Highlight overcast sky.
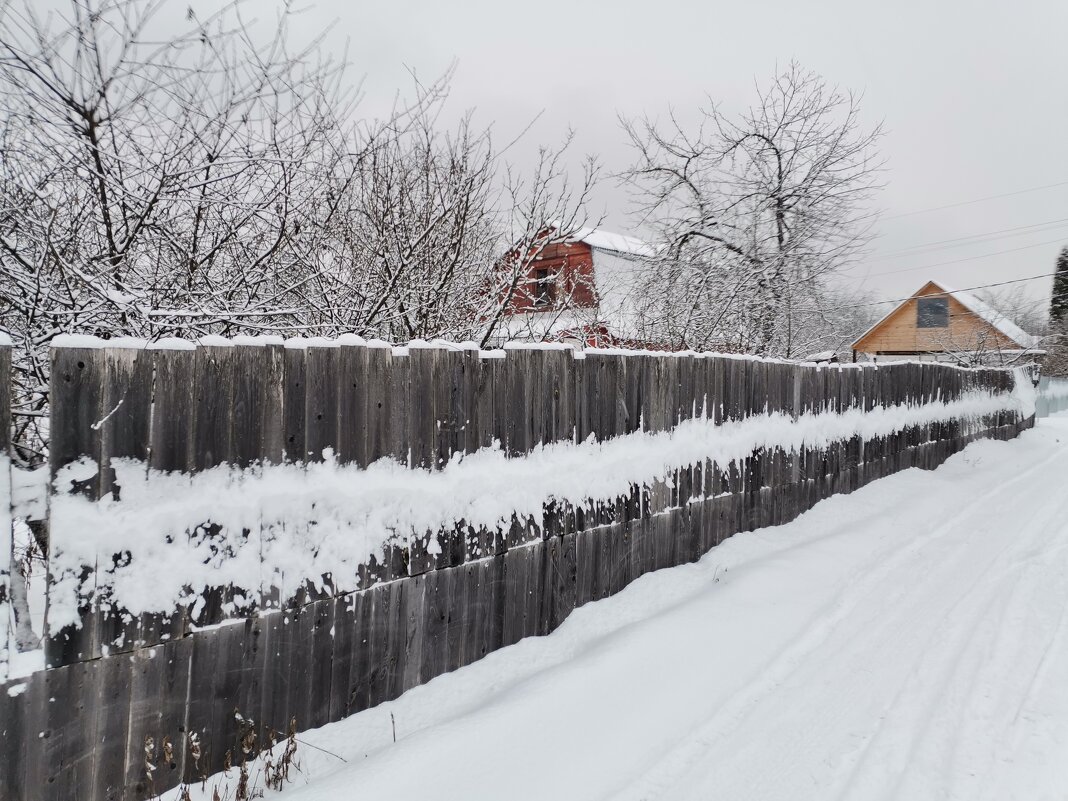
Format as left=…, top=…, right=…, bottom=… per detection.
left=290, top=0, right=1066, bottom=315
left=40, top=0, right=1067, bottom=315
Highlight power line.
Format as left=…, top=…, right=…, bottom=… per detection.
left=830, top=271, right=1056, bottom=311
left=880, top=179, right=1068, bottom=221
left=856, top=236, right=1067, bottom=279
left=868, top=217, right=1068, bottom=261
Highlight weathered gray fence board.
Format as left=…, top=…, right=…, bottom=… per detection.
left=370, top=578, right=408, bottom=707
left=40, top=659, right=97, bottom=798
left=364, top=346, right=394, bottom=465
left=192, top=346, right=235, bottom=472
left=282, top=346, right=307, bottom=463
left=304, top=346, right=339, bottom=464
left=336, top=343, right=368, bottom=467
left=327, top=594, right=359, bottom=721
left=46, top=347, right=105, bottom=667
left=148, top=348, right=196, bottom=473
left=97, top=346, right=158, bottom=657
left=123, top=636, right=193, bottom=800
left=230, top=346, right=268, bottom=470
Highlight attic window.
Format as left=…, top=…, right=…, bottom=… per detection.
left=533, top=268, right=555, bottom=308
left=917, top=296, right=949, bottom=328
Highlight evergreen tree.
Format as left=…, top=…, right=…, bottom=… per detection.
left=1053, top=246, right=1068, bottom=326
left=1046, top=245, right=1068, bottom=377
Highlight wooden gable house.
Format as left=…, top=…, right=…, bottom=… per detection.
left=851, top=280, right=1041, bottom=365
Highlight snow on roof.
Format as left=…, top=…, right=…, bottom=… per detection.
left=565, top=225, right=655, bottom=258
left=936, top=282, right=1041, bottom=349
left=852, top=280, right=1041, bottom=351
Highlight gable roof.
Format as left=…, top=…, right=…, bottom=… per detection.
left=852, top=279, right=1040, bottom=350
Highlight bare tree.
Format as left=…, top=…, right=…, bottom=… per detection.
left=305, top=105, right=597, bottom=346
left=0, top=0, right=595, bottom=463
left=787, top=284, right=882, bottom=360
left=476, top=143, right=599, bottom=348
left=622, top=62, right=884, bottom=356
left=976, top=285, right=1047, bottom=339
left=0, top=0, right=362, bottom=461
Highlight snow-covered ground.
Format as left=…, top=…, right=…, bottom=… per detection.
left=175, top=415, right=1068, bottom=801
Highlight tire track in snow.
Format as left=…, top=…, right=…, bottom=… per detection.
left=831, top=461, right=1068, bottom=801
left=755, top=446, right=1067, bottom=801
left=947, top=544, right=1068, bottom=799
left=613, top=437, right=1068, bottom=801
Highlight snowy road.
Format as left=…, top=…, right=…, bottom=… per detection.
left=181, top=416, right=1068, bottom=801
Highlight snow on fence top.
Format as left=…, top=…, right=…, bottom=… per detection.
left=43, top=332, right=1028, bottom=371
left=45, top=378, right=1031, bottom=633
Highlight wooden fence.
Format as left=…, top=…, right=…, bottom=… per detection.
left=1036, top=376, right=1068, bottom=417
left=0, top=338, right=1034, bottom=801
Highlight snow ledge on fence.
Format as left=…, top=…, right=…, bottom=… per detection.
left=43, top=374, right=1032, bottom=631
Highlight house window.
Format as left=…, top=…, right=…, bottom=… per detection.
left=533, top=268, right=555, bottom=308
left=917, top=297, right=949, bottom=328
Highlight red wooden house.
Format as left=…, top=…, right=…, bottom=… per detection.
left=495, top=226, right=656, bottom=347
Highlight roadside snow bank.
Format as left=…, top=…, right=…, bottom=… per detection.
left=47, top=385, right=1028, bottom=629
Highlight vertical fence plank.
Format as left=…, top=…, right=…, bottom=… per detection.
left=328, top=593, right=361, bottom=721
left=148, top=345, right=196, bottom=473
left=304, top=343, right=340, bottom=464
left=419, top=567, right=452, bottom=682
left=336, top=341, right=368, bottom=467
left=46, top=345, right=104, bottom=667
left=440, top=347, right=479, bottom=460
left=41, top=660, right=98, bottom=798
left=262, top=342, right=286, bottom=466
left=388, top=348, right=411, bottom=467
left=544, top=347, right=575, bottom=445
left=400, top=573, right=426, bottom=692
left=146, top=345, right=196, bottom=647
left=257, top=609, right=293, bottom=750
left=307, top=599, right=335, bottom=730
left=122, top=637, right=193, bottom=800
left=363, top=344, right=394, bottom=466
left=192, top=344, right=234, bottom=472
left=408, top=347, right=437, bottom=471
left=49, top=346, right=104, bottom=480
left=230, top=345, right=269, bottom=470
left=96, top=344, right=154, bottom=656
left=502, top=347, right=531, bottom=456
left=282, top=344, right=307, bottom=463
left=407, top=347, right=439, bottom=575
left=98, top=345, right=152, bottom=493
left=190, top=343, right=236, bottom=627
left=475, top=352, right=500, bottom=450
